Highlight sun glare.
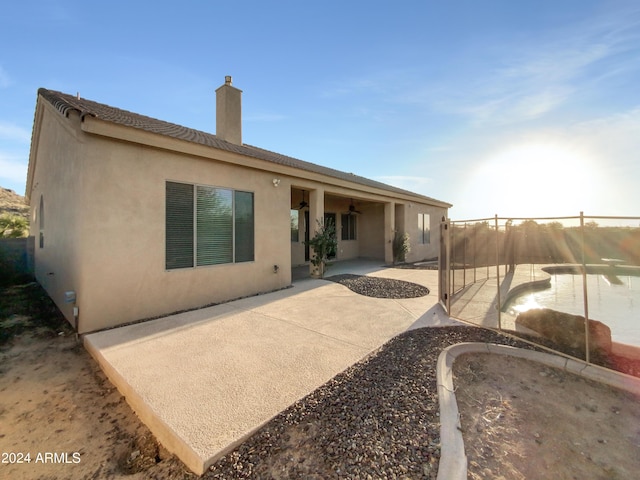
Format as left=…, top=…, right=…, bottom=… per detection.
left=466, top=142, right=600, bottom=218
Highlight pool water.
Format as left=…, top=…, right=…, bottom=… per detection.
left=506, top=274, right=640, bottom=347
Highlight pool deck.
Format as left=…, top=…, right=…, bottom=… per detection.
left=449, top=263, right=640, bottom=359
left=448, top=263, right=550, bottom=330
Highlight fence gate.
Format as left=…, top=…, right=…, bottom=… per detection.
left=439, top=216, right=450, bottom=313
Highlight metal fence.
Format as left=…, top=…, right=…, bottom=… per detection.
left=440, top=213, right=640, bottom=374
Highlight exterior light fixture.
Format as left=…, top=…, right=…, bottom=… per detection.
left=272, top=178, right=281, bottom=187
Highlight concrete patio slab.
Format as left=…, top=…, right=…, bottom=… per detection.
left=84, top=264, right=461, bottom=475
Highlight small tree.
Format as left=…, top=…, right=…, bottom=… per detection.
left=306, top=218, right=337, bottom=278
left=0, top=214, right=29, bottom=238
left=392, top=231, right=410, bottom=264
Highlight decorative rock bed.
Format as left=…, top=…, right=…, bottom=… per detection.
left=203, top=326, right=539, bottom=479
left=325, top=274, right=429, bottom=299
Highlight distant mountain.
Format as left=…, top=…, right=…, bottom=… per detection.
left=0, top=187, right=29, bottom=219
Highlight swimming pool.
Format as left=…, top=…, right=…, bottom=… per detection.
left=505, top=273, right=640, bottom=347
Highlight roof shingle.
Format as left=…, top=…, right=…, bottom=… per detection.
left=38, top=88, right=450, bottom=205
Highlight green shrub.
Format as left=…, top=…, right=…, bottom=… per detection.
left=306, top=218, right=337, bottom=278
left=0, top=214, right=29, bottom=238
left=392, top=231, right=410, bottom=264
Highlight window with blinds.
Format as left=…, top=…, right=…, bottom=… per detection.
left=166, top=182, right=194, bottom=269
left=197, top=187, right=233, bottom=265
left=166, top=182, right=254, bottom=269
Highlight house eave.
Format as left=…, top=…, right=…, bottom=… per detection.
left=35, top=88, right=451, bottom=208
left=25, top=96, right=46, bottom=204
left=80, top=115, right=452, bottom=208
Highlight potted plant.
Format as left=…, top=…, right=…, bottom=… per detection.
left=306, top=218, right=337, bottom=278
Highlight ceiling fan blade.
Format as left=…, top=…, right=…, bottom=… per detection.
left=298, top=190, right=308, bottom=209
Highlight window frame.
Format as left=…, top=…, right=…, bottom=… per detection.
left=340, top=213, right=357, bottom=241
left=418, top=213, right=431, bottom=245
left=38, top=195, right=44, bottom=248
left=290, top=209, right=299, bottom=242
left=165, top=181, right=255, bottom=270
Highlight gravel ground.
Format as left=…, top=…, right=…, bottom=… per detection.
left=325, top=274, right=429, bottom=299
left=204, top=326, right=538, bottom=479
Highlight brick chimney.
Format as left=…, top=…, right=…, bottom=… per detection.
left=216, top=76, right=242, bottom=145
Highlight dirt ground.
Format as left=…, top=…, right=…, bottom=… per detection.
left=0, top=332, right=196, bottom=480
left=0, top=283, right=194, bottom=479
left=454, top=353, right=640, bottom=480
left=2, top=282, right=640, bottom=479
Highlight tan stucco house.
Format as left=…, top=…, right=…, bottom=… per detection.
left=26, top=77, right=451, bottom=334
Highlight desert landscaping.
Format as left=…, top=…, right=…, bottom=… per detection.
left=2, top=279, right=640, bottom=479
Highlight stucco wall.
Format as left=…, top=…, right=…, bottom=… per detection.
left=72, top=133, right=292, bottom=332
left=29, top=103, right=86, bottom=325
left=29, top=96, right=449, bottom=333
left=404, top=204, right=446, bottom=263
left=358, top=203, right=385, bottom=259
left=395, top=204, right=406, bottom=234
left=29, top=104, right=294, bottom=333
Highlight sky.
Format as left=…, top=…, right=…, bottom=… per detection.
left=1, top=0, right=639, bottom=221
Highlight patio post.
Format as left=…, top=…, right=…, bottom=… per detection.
left=384, top=202, right=395, bottom=265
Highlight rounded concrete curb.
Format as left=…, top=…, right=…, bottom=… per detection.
left=436, top=342, right=640, bottom=480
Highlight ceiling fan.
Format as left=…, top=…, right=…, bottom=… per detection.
left=346, top=199, right=361, bottom=215
left=298, top=190, right=308, bottom=210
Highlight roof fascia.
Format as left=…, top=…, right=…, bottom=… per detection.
left=25, top=96, right=46, bottom=203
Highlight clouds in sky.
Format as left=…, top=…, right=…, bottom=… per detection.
left=432, top=19, right=638, bottom=126
left=379, top=6, right=640, bottom=219
left=308, top=4, right=640, bottom=171
left=294, top=6, right=640, bottom=218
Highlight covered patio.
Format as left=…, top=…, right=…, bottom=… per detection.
left=290, top=187, right=415, bottom=275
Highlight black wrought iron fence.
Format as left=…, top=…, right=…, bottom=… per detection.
left=441, top=213, right=640, bottom=375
